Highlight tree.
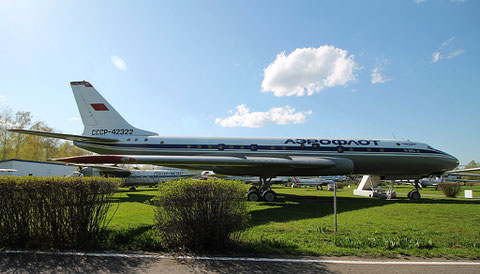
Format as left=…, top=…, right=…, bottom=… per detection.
left=1, top=105, right=90, bottom=161
left=0, top=108, right=13, bottom=160
left=11, top=111, right=32, bottom=158
left=465, top=160, right=478, bottom=169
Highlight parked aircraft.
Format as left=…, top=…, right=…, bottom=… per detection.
left=419, top=167, right=480, bottom=188
left=291, top=176, right=334, bottom=190
left=9, top=81, right=459, bottom=202
left=69, top=164, right=199, bottom=190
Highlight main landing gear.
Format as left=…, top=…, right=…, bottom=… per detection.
left=407, top=179, right=422, bottom=201
left=247, top=177, right=277, bottom=202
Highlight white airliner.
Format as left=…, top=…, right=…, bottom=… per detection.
left=291, top=176, right=334, bottom=190
left=69, top=164, right=199, bottom=190
left=9, top=81, right=459, bottom=202
left=419, top=167, right=480, bottom=187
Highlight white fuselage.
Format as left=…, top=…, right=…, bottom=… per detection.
left=74, top=136, right=458, bottom=179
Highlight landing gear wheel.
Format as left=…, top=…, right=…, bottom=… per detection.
left=262, top=190, right=277, bottom=202
left=129, top=186, right=136, bottom=191
left=249, top=186, right=259, bottom=192
left=247, top=190, right=260, bottom=202
left=407, top=190, right=413, bottom=200
left=410, top=191, right=421, bottom=201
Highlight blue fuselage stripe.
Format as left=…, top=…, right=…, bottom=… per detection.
left=79, top=142, right=444, bottom=155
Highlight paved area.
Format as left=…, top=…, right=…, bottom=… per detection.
left=0, top=251, right=479, bottom=273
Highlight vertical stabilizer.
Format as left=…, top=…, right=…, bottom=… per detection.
left=70, top=81, right=158, bottom=137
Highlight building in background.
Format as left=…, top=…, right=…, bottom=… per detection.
left=0, top=159, right=76, bottom=177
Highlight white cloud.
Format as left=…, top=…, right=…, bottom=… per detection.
left=371, top=59, right=391, bottom=84
left=215, top=104, right=312, bottom=128
left=414, top=0, right=426, bottom=3
left=431, top=37, right=464, bottom=63
left=70, top=117, right=80, bottom=121
left=441, top=37, right=455, bottom=47
left=0, top=94, right=4, bottom=101
left=432, top=51, right=441, bottom=63
left=261, top=46, right=358, bottom=97
left=447, top=49, right=465, bottom=59
left=111, top=55, right=128, bottom=71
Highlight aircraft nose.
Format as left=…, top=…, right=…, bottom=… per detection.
left=442, top=153, right=459, bottom=171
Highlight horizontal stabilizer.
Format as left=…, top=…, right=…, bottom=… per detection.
left=52, top=155, right=338, bottom=168
left=9, top=129, right=119, bottom=143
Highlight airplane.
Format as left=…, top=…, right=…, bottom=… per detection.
left=291, top=176, right=334, bottom=190
left=419, top=167, right=480, bottom=188
left=68, top=164, right=199, bottom=190
left=9, top=81, right=459, bottom=202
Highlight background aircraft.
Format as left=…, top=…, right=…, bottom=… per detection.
left=290, top=176, right=335, bottom=190
left=419, top=167, right=480, bottom=188
left=69, top=164, right=200, bottom=190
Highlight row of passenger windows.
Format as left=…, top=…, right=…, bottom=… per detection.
left=120, top=140, right=422, bottom=153
left=126, top=138, right=149, bottom=142
left=183, top=144, right=420, bottom=153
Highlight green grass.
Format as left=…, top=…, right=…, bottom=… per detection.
left=105, top=184, right=480, bottom=258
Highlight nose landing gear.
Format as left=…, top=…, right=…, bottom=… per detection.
left=407, top=179, right=422, bottom=201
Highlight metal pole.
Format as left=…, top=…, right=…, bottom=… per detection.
left=334, top=182, right=337, bottom=232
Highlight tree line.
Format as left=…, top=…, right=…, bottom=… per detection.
left=0, top=107, right=88, bottom=162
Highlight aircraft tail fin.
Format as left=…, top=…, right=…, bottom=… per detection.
left=70, top=81, right=157, bottom=137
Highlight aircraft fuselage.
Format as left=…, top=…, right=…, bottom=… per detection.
left=74, top=136, right=458, bottom=179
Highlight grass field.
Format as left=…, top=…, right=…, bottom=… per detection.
left=105, top=184, right=480, bottom=258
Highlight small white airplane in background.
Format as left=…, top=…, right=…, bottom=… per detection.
left=291, top=176, right=334, bottom=190
left=69, top=164, right=199, bottom=190
left=9, top=81, right=459, bottom=202
left=420, top=167, right=480, bottom=188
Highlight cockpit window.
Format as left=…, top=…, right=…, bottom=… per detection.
left=427, top=145, right=433, bottom=150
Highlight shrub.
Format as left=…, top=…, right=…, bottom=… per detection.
left=336, top=182, right=348, bottom=189
left=0, top=176, right=119, bottom=248
left=439, top=183, right=461, bottom=198
left=154, top=179, right=248, bottom=251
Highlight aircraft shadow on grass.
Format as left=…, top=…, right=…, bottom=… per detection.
left=109, top=188, right=480, bottom=229
left=111, top=192, right=157, bottom=204
left=247, top=192, right=480, bottom=228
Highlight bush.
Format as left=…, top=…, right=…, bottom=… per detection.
left=0, top=176, right=120, bottom=248
left=336, top=182, right=348, bottom=189
left=154, top=179, right=248, bottom=251
left=439, top=183, right=462, bottom=198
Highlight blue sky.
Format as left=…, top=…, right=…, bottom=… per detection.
left=0, top=0, right=478, bottom=164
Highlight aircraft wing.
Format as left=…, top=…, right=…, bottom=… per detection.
left=447, top=167, right=480, bottom=173
left=52, top=155, right=339, bottom=169
left=64, top=163, right=130, bottom=172
left=9, top=129, right=119, bottom=143
left=447, top=173, right=480, bottom=177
